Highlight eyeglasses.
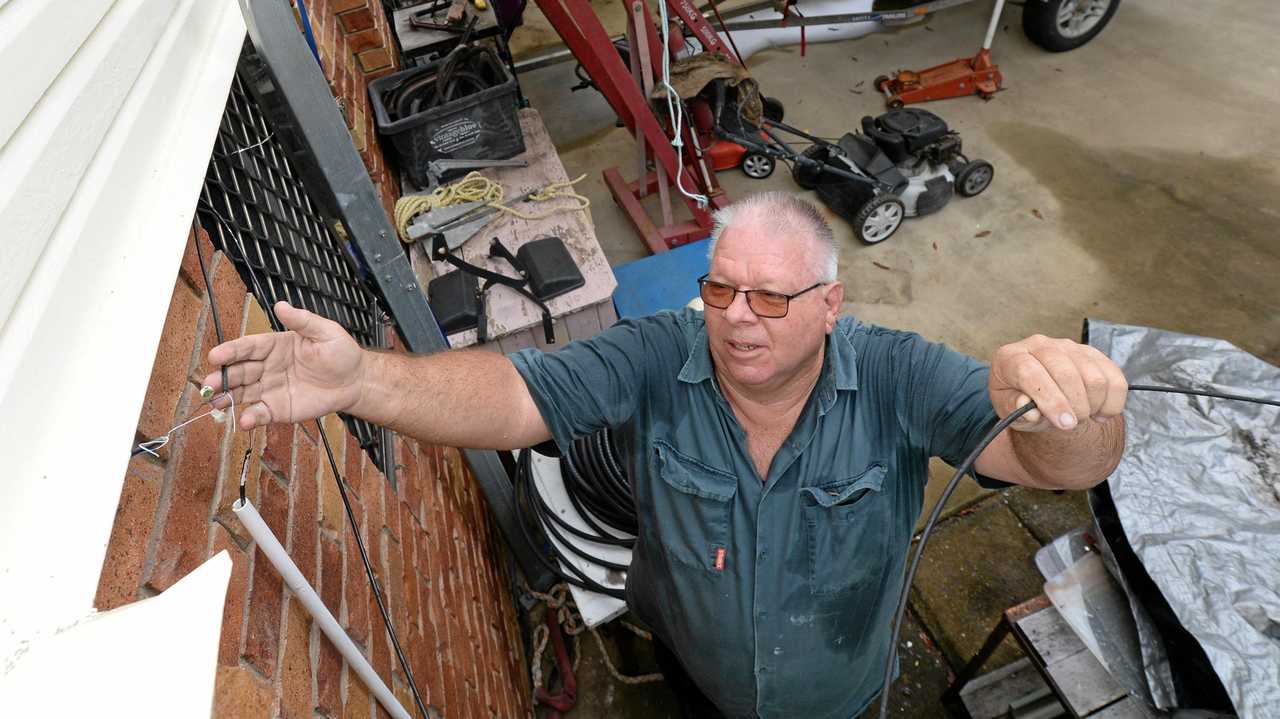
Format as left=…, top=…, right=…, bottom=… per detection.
left=697, top=274, right=824, bottom=319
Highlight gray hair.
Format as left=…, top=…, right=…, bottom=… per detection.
left=706, top=192, right=838, bottom=283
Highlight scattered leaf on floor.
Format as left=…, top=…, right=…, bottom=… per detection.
left=1054, top=67, right=1064, bottom=73
left=851, top=56, right=859, bottom=62
left=872, top=261, right=892, bottom=271
left=855, top=80, right=865, bottom=87
left=849, top=89, right=863, bottom=95
left=1003, top=24, right=1009, bottom=32
left=932, top=242, right=938, bottom=251
left=974, top=230, right=992, bottom=238
left=1032, top=209, right=1044, bottom=220
left=925, top=25, right=934, bottom=32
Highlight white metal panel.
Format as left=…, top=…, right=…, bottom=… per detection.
left=0, top=552, right=232, bottom=717
left=0, top=0, right=179, bottom=332
left=0, top=0, right=115, bottom=147
left=0, top=0, right=245, bottom=667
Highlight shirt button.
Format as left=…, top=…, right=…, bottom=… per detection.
left=758, top=610, right=767, bottom=619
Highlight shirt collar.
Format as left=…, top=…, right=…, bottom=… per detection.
left=677, top=320, right=860, bottom=397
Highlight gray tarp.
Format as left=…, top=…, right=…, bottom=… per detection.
left=1089, top=320, right=1280, bottom=717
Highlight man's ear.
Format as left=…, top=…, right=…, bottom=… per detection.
left=823, top=282, right=844, bottom=332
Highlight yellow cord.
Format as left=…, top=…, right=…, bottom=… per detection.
left=393, top=171, right=591, bottom=243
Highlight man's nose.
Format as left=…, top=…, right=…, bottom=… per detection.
left=724, top=290, right=758, bottom=324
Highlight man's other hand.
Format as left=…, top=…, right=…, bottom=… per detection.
left=989, top=335, right=1128, bottom=432
left=201, top=301, right=367, bottom=431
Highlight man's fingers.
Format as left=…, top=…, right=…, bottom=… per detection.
left=208, top=333, right=276, bottom=368
left=1095, top=351, right=1129, bottom=418
left=1009, top=392, right=1047, bottom=429
left=1071, top=352, right=1111, bottom=419
left=1011, top=352, right=1079, bottom=431
left=202, top=361, right=266, bottom=396
left=239, top=401, right=274, bottom=430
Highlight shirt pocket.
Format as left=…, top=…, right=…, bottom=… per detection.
left=801, top=463, right=890, bottom=596
left=651, top=440, right=738, bottom=573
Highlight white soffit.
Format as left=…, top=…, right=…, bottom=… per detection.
left=0, top=0, right=246, bottom=664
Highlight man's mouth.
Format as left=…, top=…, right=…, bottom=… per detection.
left=727, top=340, right=763, bottom=353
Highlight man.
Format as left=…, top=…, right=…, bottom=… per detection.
left=205, top=192, right=1127, bottom=718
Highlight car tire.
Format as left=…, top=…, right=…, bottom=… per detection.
left=1023, top=0, right=1121, bottom=53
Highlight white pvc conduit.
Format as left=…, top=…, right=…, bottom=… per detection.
left=233, top=498, right=412, bottom=719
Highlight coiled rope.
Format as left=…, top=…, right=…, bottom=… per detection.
left=393, top=171, right=591, bottom=242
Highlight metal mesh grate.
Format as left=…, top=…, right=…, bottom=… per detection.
left=198, top=67, right=391, bottom=474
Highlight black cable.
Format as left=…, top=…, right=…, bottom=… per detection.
left=196, top=201, right=435, bottom=719
left=877, top=384, right=1280, bottom=719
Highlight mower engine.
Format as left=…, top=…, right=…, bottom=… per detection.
left=794, top=107, right=993, bottom=243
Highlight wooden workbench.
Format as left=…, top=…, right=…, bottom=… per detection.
left=408, top=108, right=618, bottom=353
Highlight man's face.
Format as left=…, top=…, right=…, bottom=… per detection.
left=704, top=220, right=843, bottom=392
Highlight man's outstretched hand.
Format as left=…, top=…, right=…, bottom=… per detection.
left=989, top=334, right=1128, bottom=433
left=202, top=301, right=367, bottom=431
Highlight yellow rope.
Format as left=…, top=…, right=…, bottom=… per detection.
left=393, top=171, right=591, bottom=243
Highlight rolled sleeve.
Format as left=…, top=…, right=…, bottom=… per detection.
left=507, top=313, right=683, bottom=453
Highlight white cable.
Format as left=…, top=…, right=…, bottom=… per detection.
left=655, top=2, right=709, bottom=208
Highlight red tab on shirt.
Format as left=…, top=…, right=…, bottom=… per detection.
left=714, top=547, right=726, bottom=571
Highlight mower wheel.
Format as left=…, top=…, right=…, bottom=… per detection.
left=955, top=160, right=994, bottom=197
left=742, top=153, right=775, bottom=179
left=888, top=98, right=905, bottom=110
left=855, top=195, right=905, bottom=244
left=792, top=146, right=829, bottom=190
left=763, top=97, right=785, bottom=123
left=1023, top=0, right=1121, bottom=53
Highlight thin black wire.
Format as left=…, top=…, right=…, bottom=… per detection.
left=199, top=205, right=434, bottom=719
left=877, top=384, right=1280, bottom=719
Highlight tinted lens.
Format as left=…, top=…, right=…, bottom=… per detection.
left=747, top=291, right=789, bottom=318
left=700, top=280, right=736, bottom=309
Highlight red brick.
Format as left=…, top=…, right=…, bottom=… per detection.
left=319, top=531, right=343, bottom=619
left=317, top=639, right=344, bottom=718
left=210, top=523, right=251, bottom=667
left=400, top=446, right=422, bottom=523
left=193, top=252, right=248, bottom=382
left=333, top=0, right=368, bottom=13
left=245, top=295, right=274, bottom=335
left=344, top=672, right=373, bottom=719
left=344, top=433, right=364, bottom=501
left=179, top=223, right=217, bottom=294
left=343, top=494, right=371, bottom=646
left=212, top=664, right=276, bottom=718
left=263, top=423, right=296, bottom=476
left=291, top=432, right=320, bottom=586
left=319, top=418, right=349, bottom=533
left=357, top=47, right=391, bottom=74
left=242, top=473, right=289, bottom=677
left=338, top=6, right=375, bottom=32
left=346, top=26, right=383, bottom=55
left=280, top=597, right=314, bottom=719
left=146, top=386, right=225, bottom=592
left=400, top=515, right=421, bottom=632
left=368, top=590, right=393, bottom=688
left=95, top=455, right=164, bottom=610
left=384, top=531, right=408, bottom=642
left=137, top=278, right=201, bottom=442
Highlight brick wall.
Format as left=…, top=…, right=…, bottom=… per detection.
left=99, top=222, right=533, bottom=718
left=303, top=0, right=403, bottom=219
left=95, top=4, right=534, bottom=716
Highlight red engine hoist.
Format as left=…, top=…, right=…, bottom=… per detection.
left=534, top=0, right=742, bottom=253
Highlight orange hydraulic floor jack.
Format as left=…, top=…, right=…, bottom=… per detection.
left=875, top=0, right=1007, bottom=107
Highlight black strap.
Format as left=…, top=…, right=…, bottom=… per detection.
left=430, top=234, right=555, bottom=344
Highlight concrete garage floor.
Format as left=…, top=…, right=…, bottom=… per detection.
left=509, top=0, right=1280, bottom=715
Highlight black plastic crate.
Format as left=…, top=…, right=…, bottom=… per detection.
left=369, top=46, right=524, bottom=189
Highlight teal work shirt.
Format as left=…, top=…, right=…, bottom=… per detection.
left=509, top=309, right=1000, bottom=719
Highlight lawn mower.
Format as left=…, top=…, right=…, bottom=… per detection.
left=704, top=80, right=994, bottom=244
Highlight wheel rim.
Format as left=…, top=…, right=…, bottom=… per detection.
left=963, top=166, right=992, bottom=195
left=1056, top=0, right=1111, bottom=38
left=863, top=203, right=903, bottom=241
left=744, top=155, right=771, bottom=178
